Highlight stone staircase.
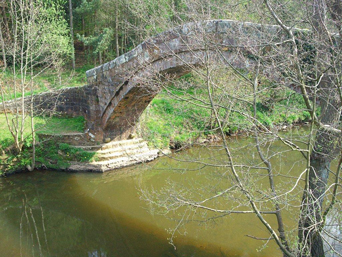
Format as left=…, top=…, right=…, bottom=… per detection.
left=68, top=138, right=159, bottom=172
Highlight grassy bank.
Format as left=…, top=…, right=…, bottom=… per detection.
left=0, top=63, right=95, bottom=174
left=0, top=115, right=95, bottom=174
left=0, top=65, right=91, bottom=101
left=0, top=67, right=312, bottom=173
left=0, top=115, right=85, bottom=142
left=138, top=72, right=311, bottom=149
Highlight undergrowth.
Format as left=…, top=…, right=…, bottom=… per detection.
left=0, top=65, right=91, bottom=101
left=139, top=71, right=312, bottom=149
left=0, top=66, right=314, bottom=172
left=0, top=115, right=88, bottom=175
left=0, top=140, right=96, bottom=175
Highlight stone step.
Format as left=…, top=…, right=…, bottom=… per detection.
left=95, top=145, right=150, bottom=161
left=95, top=141, right=148, bottom=155
left=74, top=138, right=145, bottom=151
left=66, top=138, right=160, bottom=172
left=92, top=150, right=159, bottom=165
left=71, top=149, right=159, bottom=172
left=101, top=138, right=146, bottom=150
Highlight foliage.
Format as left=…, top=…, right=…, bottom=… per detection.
left=77, top=28, right=114, bottom=55
left=0, top=114, right=87, bottom=174
left=35, top=140, right=96, bottom=169
left=74, top=0, right=101, bottom=17
left=0, top=65, right=89, bottom=102
left=1, top=0, right=72, bottom=68
left=66, top=0, right=282, bottom=65
left=139, top=71, right=311, bottom=149
left=0, top=0, right=73, bottom=161
left=0, top=114, right=85, bottom=142
left=0, top=139, right=96, bottom=174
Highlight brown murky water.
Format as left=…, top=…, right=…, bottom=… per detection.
left=0, top=129, right=311, bottom=257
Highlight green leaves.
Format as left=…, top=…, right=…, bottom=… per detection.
left=74, top=0, right=101, bottom=16
left=77, top=28, right=114, bottom=54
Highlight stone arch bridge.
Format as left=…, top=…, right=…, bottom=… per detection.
left=4, top=20, right=296, bottom=142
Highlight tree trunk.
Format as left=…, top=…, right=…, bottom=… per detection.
left=0, top=16, right=7, bottom=69
left=69, top=0, right=75, bottom=70
left=298, top=77, right=341, bottom=257
left=298, top=157, right=329, bottom=257
left=297, top=1, right=342, bottom=256
left=1, top=7, right=10, bottom=41
left=115, top=0, right=120, bottom=57
left=82, top=17, right=86, bottom=51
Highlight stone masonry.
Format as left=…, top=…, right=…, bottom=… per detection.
left=1, top=20, right=302, bottom=142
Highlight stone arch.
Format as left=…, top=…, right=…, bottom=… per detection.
left=0, top=19, right=311, bottom=142
left=102, top=50, right=251, bottom=140
left=85, top=20, right=284, bottom=140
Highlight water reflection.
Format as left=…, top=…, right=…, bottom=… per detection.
left=0, top=171, right=177, bottom=257
left=0, top=168, right=283, bottom=256
left=0, top=130, right=315, bottom=257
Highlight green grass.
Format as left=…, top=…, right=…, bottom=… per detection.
left=139, top=89, right=212, bottom=148
left=0, top=64, right=92, bottom=174
left=0, top=114, right=88, bottom=174
left=0, top=64, right=93, bottom=101
left=37, top=65, right=93, bottom=89
left=0, top=114, right=85, bottom=142
left=254, top=91, right=312, bottom=127
left=139, top=71, right=312, bottom=149
left=35, top=116, right=86, bottom=134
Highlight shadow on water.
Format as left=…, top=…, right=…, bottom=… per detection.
left=0, top=170, right=248, bottom=257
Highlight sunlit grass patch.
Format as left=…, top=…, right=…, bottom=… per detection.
left=0, top=114, right=85, bottom=143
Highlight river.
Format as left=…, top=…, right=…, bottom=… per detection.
left=0, top=128, right=325, bottom=257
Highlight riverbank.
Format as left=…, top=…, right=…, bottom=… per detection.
left=0, top=70, right=312, bottom=175
left=0, top=115, right=88, bottom=175
left=137, top=72, right=311, bottom=150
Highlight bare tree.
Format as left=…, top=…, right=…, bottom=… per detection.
left=129, top=1, right=342, bottom=257
left=0, top=0, right=71, bottom=169
left=69, top=0, right=76, bottom=70
left=0, top=4, right=7, bottom=70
